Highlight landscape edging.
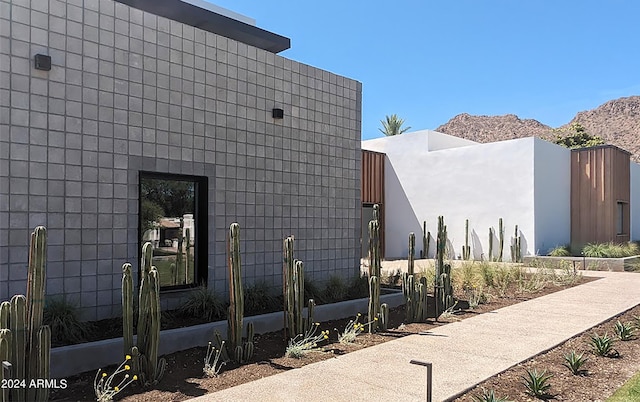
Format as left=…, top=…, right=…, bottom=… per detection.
left=51, top=291, right=404, bottom=378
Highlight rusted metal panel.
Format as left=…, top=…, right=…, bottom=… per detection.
left=361, top=150, right=386, bottom=258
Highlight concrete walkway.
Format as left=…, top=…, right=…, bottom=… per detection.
left=187, top=270, right=640, bottom=402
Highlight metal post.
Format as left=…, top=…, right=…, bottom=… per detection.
left=410, top=359, right=432, bottom=402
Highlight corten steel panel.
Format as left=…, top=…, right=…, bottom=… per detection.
left=571, top=146, right=631, bottom=250
left=361, top=150, right=385, bottom=258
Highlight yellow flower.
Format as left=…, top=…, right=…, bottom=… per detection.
left=125, top=355, right=131, bottom=360
left=315, top=322, right=320, bottom=326
left=114, top=386, right=120, bottom=392
left=374, top=317, right=378, bottom=321
left=102, top=373, right=107, bottom=378
left=357, top=313, right=361, bottom=316
left=125, top=365, right=130, bottom=371
left=323, top=335, right=328, bottom=339
left=133, top=375, right=138, bottom=381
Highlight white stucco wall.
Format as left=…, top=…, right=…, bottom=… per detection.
left=631, top=162, right=640, bottom=241
left=363, top=133, right=538, bottom=260
left=533, top=139, right=572, bottom=254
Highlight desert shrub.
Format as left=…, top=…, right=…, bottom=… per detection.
left=304, top=279, right=326, bottom=304
left=323, top=275, right=348, bottom=303
left=346, top=274, right=369, bottom=299
left=44, top=296, right=95, bottom=345
left=549, top=245, right=571, bottom=257
left=179, top=287, right=226, bottom=321
left=522, top=368, right=553, bottom=399
left=478, top=262, right=495, bottom=288
left=582, top=242, right=639, bottom=258
left=244, top=281, right=280, bottom=316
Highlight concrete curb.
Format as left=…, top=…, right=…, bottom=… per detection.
left=51, top=291, right=403, bottom=378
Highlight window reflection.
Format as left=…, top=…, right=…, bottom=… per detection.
left=140, top=176, right=197, bottom=287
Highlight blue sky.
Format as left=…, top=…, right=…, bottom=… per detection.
left=208, top=1, right=640, bottom=140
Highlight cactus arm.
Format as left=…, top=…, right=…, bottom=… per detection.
left=10, top=295, right=27, bottom=402
left=34, top=325, right=51, bottom=402
left=498, top=218, right=504, bottom=262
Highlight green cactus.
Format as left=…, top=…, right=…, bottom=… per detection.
left=488, top=227, right=494, bottom=262
left=379, top=303, right=389, bottom=331
left=368, top=276, right=380, bottom=333
left=126, top=242, right=167, bottom=386
left=408, top=233, right=415, bottom=276
left=498, top=218, right=504, bottom=262
left=224, top=223, right=254, bottom=363
left=283, top=236, right=314, bottom=340
left=367, top=205, right=383, bottom=333
left=122, top=263, right=134, bottom=358
left=0, top=227, right=51, bottom=402
left=421, top=221, right=430, bottom=259
left=0, top=329, right=10, bottom=402
left=121, top=243, right=167, bottom=385
left=511, top=225, right=522, bottom=263
left=435, top=216, right=454, bottom=319
left=462, top=219, right=471, bottom=260
left=403, top=233, right=428, bottom=323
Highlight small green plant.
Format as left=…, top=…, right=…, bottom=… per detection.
left=94, top=355, right=138, bottom=402
left=323, top=275, right=348, bottom=302
left=522, top=368, right=553, bottom=399
left=244, top=281, right=279, bottom=316
left=589, top=332, right=619, bottom=357
left=467, top=285, right=487, bottom=309
left=203, top=341, right=227, bottom=377
left=346, top=274, right=369, bottom=299
left=336, top=313, right=373, bottom=344
left=548, top=245, right=571, bottom=257
left=285, top=323, right=329, bottom=358
left=472, top=388, right=512, bottom=402
left=179, top=287, right=226, bottom=321
left=562, top=350, right=588, bottom=375
left=582, top=242, right=640, bottom=258
left=479, top=262, right=495, bottom=288
left=44, top=296, right=95, bottom=345
left=614, top=320, right=637, bottom=341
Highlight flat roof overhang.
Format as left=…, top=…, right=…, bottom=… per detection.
left=115, top=0, right=291, bottom=53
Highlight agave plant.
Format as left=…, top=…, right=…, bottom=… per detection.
left=473, top=388, right=512, bottom=402
left=562, top=350, right=588, bottom=375
left=522, top=368, right=553, bottom=399
left=589, top=332, right=619, bottom=357
left=613, top=320, right=636, bottom=341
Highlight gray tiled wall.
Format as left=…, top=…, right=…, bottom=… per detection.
left=0, top=0, right=362, bottom=320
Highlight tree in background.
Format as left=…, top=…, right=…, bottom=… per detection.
left=553, top=122, right=605, bottom=149
left=379, top=114, right=411, bottom=136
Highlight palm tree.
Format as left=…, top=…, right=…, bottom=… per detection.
left=379, top=114, right=411, bottom=136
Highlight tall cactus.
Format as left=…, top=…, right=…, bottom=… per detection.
left=511, top=225, right=522, bottom=263
left=225, top=223, right=254, bottom=363
left=435, top=216, right=454, bottom=319
left=462, top=219, right=471, bottom=260
left=488, top=227, right=494, bottom=261
left=0, top=226, right=51, bottom=402
left=421, top=221, right=430, bottom=259
left=283, top=236, right=314, bottom=339
left=408, top=233, right=415, bottom=275
left=124, top=242, right=167, bottom=386
left=367, top=205, right=384, bottom=333
left=498, top=218, right=504, bottom=262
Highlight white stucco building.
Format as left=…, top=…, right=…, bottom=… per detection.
left=361, top=130, right=639, bottom=259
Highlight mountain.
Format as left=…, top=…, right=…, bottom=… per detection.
left=435, top=96, right=640, bottom=162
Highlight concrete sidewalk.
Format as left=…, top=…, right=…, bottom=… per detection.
left=187, top=271, right=640, bottom=402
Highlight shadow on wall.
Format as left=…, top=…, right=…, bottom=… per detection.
left=471, top=229, right=483, bottom=260
left=385, top=162, right=422, bottom=258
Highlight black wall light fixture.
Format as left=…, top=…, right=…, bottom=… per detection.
left=272, top=108, right=284, bottom=119
left=34, top=54, right=51, bottom=71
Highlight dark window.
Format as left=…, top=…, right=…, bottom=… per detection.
left=139, top=172, right=207, bottom=289
left=616, top=202, right=625, bottom=235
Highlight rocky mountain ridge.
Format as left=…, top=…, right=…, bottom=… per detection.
left=435, top=96, right=640, bottom=162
